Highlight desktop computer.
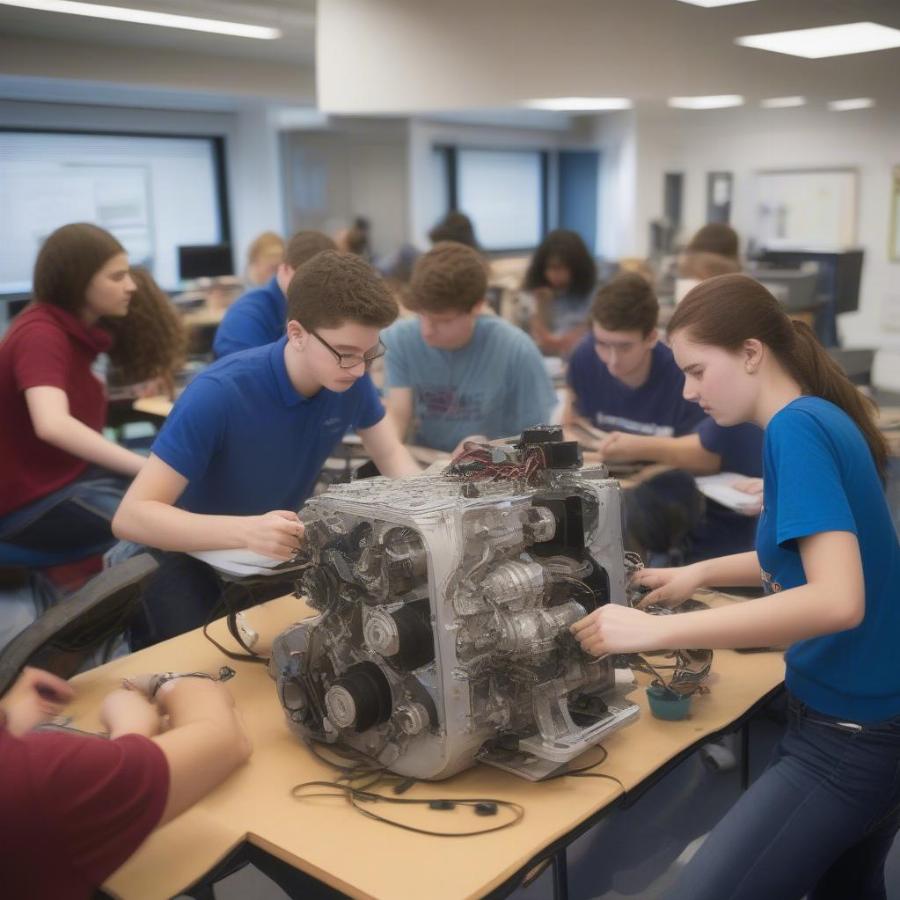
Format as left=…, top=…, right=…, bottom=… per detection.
left=177, top=243, right=234, bottom=282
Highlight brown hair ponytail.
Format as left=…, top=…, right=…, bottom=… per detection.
left=33, top=223, right=124, bottom=314
left=669, top=274, right=888, bottom=480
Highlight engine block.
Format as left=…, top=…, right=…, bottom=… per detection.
left=271, top=430, right=640, bottom=780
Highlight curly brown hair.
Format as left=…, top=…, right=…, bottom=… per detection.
left=286, top=251, right=398, bottom=330
left=405, top=241, right=488, bottom=314
left=523, top=229, right=596, bottom=297
left=105, top=267, right=187, bottom=386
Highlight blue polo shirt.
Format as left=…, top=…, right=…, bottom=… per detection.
left=152, top=338, right=385, bottom=515
left=567, top=336, right=705, bottom=437
left=690, top=419, right=764, bottom=560
left=213, top=277, right=286, bottom=359
left=758, top=396, right=900, bottom=723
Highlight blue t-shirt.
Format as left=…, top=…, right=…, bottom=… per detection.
left=691, top=419, right=764, bottom=559
left=382, top=315, right=557, bottom=452
left=152, top=338, right=385, bottom=515
left=213, top=278, right=286, bottom=359
left=567, top=336, right=705, bottom=437
left=757, top=396, right=900, bottom=723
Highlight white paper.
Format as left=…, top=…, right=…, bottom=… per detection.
left=695, top=472, right=761, bottom=513
left=189, top=548, right=307, bottom=578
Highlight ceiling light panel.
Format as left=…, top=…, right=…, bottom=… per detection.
left=0, top=0, right=282, bottom=39
left=827, top=98, right=875, bottom=111
left=524, top=97, right=632, bottom=111
left=668, top=95, right=744, bottom=109
left=760, top=96, right=806, bottom=108
left=676, top=0, right=759, bottom=6
left=736, top=22, right=900, bottom=59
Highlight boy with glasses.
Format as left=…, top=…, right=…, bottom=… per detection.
left=382, top=241, right=556, bottom=453
left=113, top=251, right=419, bottom=644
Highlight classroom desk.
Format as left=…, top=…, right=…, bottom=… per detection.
left=180, top=306, right=227, bottom=329
left=64, top=593, right=785, bottom=900
left=132, top=394, right=175, bottom=419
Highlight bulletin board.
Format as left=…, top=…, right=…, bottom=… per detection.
left=890, top=166, right=900, bottom=262
left=754, top=168, right=858, bottom=250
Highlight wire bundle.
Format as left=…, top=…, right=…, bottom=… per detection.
left=448, top=442, right=548, bottom=484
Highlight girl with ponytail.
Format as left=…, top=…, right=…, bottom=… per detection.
left=572, top=273, right=900, bottom=900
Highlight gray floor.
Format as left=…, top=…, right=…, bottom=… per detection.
left=190, top=703, right=900, bottom=900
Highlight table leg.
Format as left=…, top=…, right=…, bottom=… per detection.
left=552, top=849, right=569, bottom=900
left=741, top=721, right=750, bottom=791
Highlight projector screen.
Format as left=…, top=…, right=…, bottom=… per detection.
left=456, top=149, right=544, bottom=251
left=0, top=130, right=228, bottom=295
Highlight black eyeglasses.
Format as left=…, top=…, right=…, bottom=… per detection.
left=310, top=330, right=386, bottom=369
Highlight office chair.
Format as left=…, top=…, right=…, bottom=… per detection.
left=0, top=554, right=158, bottom=698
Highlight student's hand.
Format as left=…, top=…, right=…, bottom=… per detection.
left=571, top=604, right=668, bottom=656
left=0, top=667, right=74, bottom=737
left=596, top=431, right=638, bottom=462
left=629, top=564, right=706, bottom=609
left=451, top=435, right=488, bottom=457
left=243, top=510, right=305, bottom=560
left=101, top=688, right=162, bottom=739
left=732, top=478, right=764, bottom=516
left=153, top=675, right=238, bottom=711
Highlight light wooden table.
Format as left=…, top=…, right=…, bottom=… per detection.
left=131, top=394, right=175, bottom=419
left=68, top=593, right=784, bottom=900
left=181, top=306, right=227, bottom=329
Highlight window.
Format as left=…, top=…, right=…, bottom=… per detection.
left=446, top=148, right=546, bottom=251
left=0, top=129, right=229, bottom=294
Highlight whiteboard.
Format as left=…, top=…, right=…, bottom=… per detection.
left=891, top=165, right=900, bottom=262
left=0, top=131, right=224, bottom=293
left=753, top=169, right=858, bottom=251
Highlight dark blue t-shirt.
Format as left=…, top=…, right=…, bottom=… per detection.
left=691, top=419, right=764, bottom=560
left=152, top=338, right=385, bottom=516
left=567, top=336, right=705, bottom=436
left=757, top=396, right=900, bottom=723
left=213, top=277, right=286, bottom=359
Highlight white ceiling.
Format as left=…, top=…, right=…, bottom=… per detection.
left=0, top=0, right=898, bottom=110
left=0, top=0, right=317, bottom=64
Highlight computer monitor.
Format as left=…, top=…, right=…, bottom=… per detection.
left=752, top=269, right=819, bottom=313
left=754, top=249, right=864, bottom=346
left=177, top=244, right=234, bottom=281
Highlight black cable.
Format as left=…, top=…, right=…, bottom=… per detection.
left=296, top=739, right=526, bottom=836
left=306, top=738, right=386, bottom=780
left=201, top=581, right=270, bottom=665
left=290, top=781, right=526, bottom=837
left=292, top=739, right=624, bottom=837
left=538, top=745, right=627, bottom=791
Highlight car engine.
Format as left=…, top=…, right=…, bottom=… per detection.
left=271, top=428, right=640, bottom=781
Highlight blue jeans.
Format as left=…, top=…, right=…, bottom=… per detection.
left=666, top=694, right=900, bottom=900
left=129, top=552, right=293, bottom=649
left=0, top=466, right=129, bottom=558
left=0, top=571, right=58, bottom=650
left=129, top=552, right=225, bottom=649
